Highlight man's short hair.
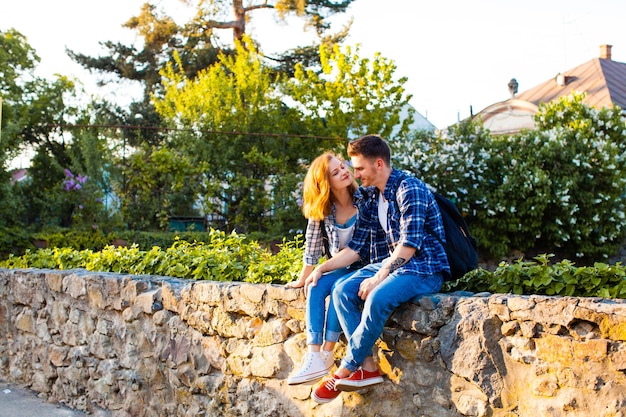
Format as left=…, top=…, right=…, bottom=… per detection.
left=347, top=134, right=391, bottom=166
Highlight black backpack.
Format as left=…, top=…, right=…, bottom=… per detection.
left=426, top=192, right=478, bottom=281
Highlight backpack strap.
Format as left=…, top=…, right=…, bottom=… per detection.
left=321, top=223, right=332, bottom=259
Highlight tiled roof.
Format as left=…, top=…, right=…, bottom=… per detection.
left=515, top=57, right=626, bottom=111
left=10, top=168, right=28, bottom=184
left=603, top=59, right=626, bottom=110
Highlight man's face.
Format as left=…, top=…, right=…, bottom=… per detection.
left=350, top=155, right=379, bottom=187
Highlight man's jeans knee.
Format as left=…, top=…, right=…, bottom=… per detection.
left=333, top=262, right=443, bottom=371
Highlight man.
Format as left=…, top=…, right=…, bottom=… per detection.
left=306, top=134, right=449, bottom=404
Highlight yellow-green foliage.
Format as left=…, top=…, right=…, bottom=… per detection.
left=0, top=230, right=304, bottom=285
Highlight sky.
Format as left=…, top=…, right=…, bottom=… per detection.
left=1, top=0, right=626, bottom=129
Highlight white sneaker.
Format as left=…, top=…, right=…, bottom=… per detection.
left=288, top=352, right=332, bottom=385
left=320, top=350, right=335, bottom=369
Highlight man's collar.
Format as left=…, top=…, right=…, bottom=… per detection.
left=381, top=169, right=405, bottom=201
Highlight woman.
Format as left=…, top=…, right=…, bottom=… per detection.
left=285, top=151, right=360, bottom=385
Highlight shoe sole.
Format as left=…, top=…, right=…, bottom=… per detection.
left=287, top=369, right=330, bottom=385
left=311, top=392, right=339, bottom=404
left=335, top=376, right=384, bottom=392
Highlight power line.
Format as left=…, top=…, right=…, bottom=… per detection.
left=43, top=123, right=348, bottom=142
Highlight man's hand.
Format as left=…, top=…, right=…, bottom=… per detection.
left=357, top=258, right=389, bottom=300
left=358, top=270, right=387, bottom=300
left=358, top=251, right=412, bottom=300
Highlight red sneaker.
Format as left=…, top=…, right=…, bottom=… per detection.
left=334, top=368, right=383, bottom=392
left=311, top=374, right=342, bottom=404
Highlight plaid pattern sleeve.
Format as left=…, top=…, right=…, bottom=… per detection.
left=387, top=170, right=449, bottom=276
left=303, top=211, right=339, bottom=266
left=303, top=219, right=324, bottom=266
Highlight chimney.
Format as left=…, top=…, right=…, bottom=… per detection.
left=600, top=44, right=612, bottom=60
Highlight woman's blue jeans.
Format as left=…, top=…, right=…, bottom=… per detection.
left=306, top=267, right=356, bottom=346
left=332, top=262, right=443, bottom=372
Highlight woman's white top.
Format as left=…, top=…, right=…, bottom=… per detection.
left=334, top=214, right=357, bottom=254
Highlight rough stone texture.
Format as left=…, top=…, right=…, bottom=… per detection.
left=1, top=268, right=626, bottom=416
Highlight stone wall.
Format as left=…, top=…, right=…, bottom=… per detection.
left=0, top=268, right=625, bottom=417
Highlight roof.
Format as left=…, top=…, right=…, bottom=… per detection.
left=515, top=57, right=626, bottom=111
left=474, top=47, right=626, bottom=134
left=10, top=168, right=28, bottom=185
left=473, top=99, right=538, bottom=135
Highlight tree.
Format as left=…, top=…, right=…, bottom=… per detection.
left=116, top=145, right=208, bottom=230
left=154, top=37, right=414, bottom=235
left=0, top=28, right=39, bottom=227
left=66, top=1, right=355, bottom=148
left=155, top=37, right=314, bottom=234
left=197, top=0, right=354, bottom=42
left=0, top=29, right=84, bottom=228
left=67, top=3, right=221, bottom=147
left=68, top=3, right=220, bottom=104
left=287, top=43, right=415, bottom=141
left=1, top=30, right=79, bottom=166
left=0, top=28, right=40, bottom=160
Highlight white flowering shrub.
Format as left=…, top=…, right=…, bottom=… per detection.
left=393, top=93, right=626, bottom=261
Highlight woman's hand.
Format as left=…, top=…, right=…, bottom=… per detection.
left=286, top=264, right=315, bottom=291
left=304, top=268, right=323, bottom=294
left=285, top=278, right=306, bottom=289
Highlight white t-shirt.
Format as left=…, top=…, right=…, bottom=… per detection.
left=378, top=192, right=389, bottom=233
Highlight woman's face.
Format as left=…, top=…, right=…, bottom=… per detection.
left=328, top=157, right=353, bottom=191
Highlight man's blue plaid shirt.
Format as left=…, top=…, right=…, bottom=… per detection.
left=348, top=169, right=450, bottom=277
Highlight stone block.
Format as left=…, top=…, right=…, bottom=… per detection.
left=135, top=288, right=162, bottom=314
left=15, top=308, right=35, bottom=333
left=63, top=273, right=87, bottom=299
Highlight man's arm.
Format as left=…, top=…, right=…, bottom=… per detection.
left=357, top=244, right=416, bottom=299
left=384, top=244, right=417, bottom=274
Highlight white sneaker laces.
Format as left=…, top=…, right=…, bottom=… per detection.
left=324, top=376, right=338, bottom=391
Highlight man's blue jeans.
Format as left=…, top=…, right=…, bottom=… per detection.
left=306, top=267, right=356, bottom=346
left=332, top=262, right=443, bottom=372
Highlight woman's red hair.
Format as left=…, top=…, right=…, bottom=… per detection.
left=301, top=152, right=357, bottom=221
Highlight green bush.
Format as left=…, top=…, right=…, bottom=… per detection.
left=395, top=93, right=626, bottom=261
left=30, top=228, right=284, bottom=253
left=0, top=230, right=305, bottom=285
left=0, top=226, right=35, bottom=259
left=445, top=254, right=626, bottom=299
left=34, top=228, right=112, bottom=251
left=245, top=236, right=305, bottom=284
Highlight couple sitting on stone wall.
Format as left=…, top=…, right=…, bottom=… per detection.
left=285, top=134, right=449, bottom=403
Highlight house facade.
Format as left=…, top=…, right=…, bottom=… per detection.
left=475, top=44, right=626, bottom=135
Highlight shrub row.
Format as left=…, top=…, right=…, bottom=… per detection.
left=0, top=226, right=286, bottom=261
left=2, top=231, right=625, bottom=298
left=393, top=93, right=626, bottom=261
left=1, top=230, right=304, bottom=285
